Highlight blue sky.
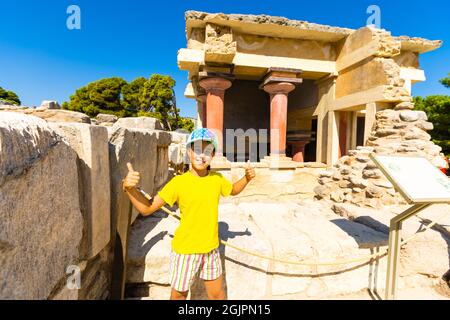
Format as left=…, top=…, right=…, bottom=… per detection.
left=0, top=0, right=449, bottom=118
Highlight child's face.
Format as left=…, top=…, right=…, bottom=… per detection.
left=188, top=140, right=215, bottom=171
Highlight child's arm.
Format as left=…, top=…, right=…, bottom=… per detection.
left=123, top=162, right=166, bottom=216
left=125, top=187, right=165, bottom=216
left=231, top=160, right=255, bottom=196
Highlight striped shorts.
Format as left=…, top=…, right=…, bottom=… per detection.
left=169, top=248, right=222, bottom=292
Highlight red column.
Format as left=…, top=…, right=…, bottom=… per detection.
left=263, top=82, right=295, bottom=157
left=290, top=141, right=309, bottom=162
left=199, top=77, right=232, bottom=157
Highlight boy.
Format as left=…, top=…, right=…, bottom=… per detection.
left=122, top=128, right=255, bottom=300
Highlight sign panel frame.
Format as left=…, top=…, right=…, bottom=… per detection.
left=369, top=154, right=450, bottom=204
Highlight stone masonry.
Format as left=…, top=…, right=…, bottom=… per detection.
left=314, top=101, right=445, bottom=208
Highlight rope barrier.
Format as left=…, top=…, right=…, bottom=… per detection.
left=137, top=187, right=447, bottom=268
left=159, top=205, right=447, bottom=267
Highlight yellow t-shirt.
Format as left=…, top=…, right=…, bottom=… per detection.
left=157, top=170, right=233, bottom=254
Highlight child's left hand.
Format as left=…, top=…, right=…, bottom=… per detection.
left=245, top=160, right=256, bottom=181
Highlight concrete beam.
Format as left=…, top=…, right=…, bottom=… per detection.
left=331, top=85, right=410, bottom=111
left=178, top=49, right=336, bottom=79
left=184, top=82, right=196, bottom=99
left=336, top=40, right=380, bottom=72
left=400, top=68, right=426, bottom=83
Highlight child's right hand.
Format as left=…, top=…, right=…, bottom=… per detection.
left=123, top=162, right=140, bottom=190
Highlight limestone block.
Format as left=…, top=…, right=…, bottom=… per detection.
left=330, top=199, right=450, bottom=287
left=108, top=127, right=171, bottom=275
left=96, top=113, right=118, bottom=124
left=49, top=245, right=112, bottom=300
left=15, top=108, right=91, bottom=123
left=365, top=185, right=385, bottom=198
left=362, top=169, right=382, bottom=179
left=336, top=58, right=402, bottom=98
left=314, top=185, right=331, bottom=199
left=330, top=190, right=345, bottom=203
left=394, top=101, right=415, bottom=111
left=375, top=128, right=398, bottom=137
left=126, top=212, right=177, bottom=284
left=415, top=121, right=434, bottom=131
left=112, top=117, right=164, bottom=131
left=40, top=100, right=61, bottom=110
left=49, top=123, right=111, bottom=259
left=204, top=23, right=236, bottom=63
left=349, top=176, right=369, bottom=189
left=77, top=246, right=112, bottom=299
left=399, top=110, right=427, bottom=122
left=0, top=113, right=83, bottom=299
left=403, top=126, right=431, bottom=141
left=318, top=177, right=332, bottom=185
left=372, top=179, right=393, bottom=189
left=318, top=170, right=333, bottom=178
left=376, top=109, right=400, bottom=122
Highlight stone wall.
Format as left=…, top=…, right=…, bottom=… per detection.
left=0, top=111, right=173, bottom=299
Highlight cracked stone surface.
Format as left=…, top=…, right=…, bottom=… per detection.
left=125, top=199, right=450, bottom=300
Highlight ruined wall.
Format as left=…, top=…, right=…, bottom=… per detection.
left=235, top=32, right=337, bottom=61
left=187, top=24, right=338, bottom=62
left=393, top=51, right=420, bottom=69
left=336, top=58, right=404, bottom=98
left=314, top=103, right=445, bottom=208
left=335, top=26, right=410, bottom=101
left=0, top=110, right=176, bottom=300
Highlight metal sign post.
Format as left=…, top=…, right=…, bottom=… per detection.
left=370, top=154, right=450, bottom=300
left=384, top=203, right=431, bottom=300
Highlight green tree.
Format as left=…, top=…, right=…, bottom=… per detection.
left=0, top=86, right=21, bottom=105
left=63, top=74, right=192, bottom=131
left=178, top=117, right=195, bottom=132
left=414, top=73, right=450, bottom=156
left=140, top=75, right=180, bottom=131
left=122, top=77, right=146, bottom=112
left=62, top=77, right=128, bottom=117
left=440, top=73, right=450, bottom=88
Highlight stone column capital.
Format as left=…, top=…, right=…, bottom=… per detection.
left=263, top=82, right=295, bottom=95
left=199, top=77, right=232, bottom=93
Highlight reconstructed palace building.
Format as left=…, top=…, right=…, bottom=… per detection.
left=177, top=11, right=442, bottom=169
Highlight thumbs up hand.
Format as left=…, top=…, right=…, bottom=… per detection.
left=245, top=160, right=256, bottom=182
left=123, top=162, right=140, bottom=190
